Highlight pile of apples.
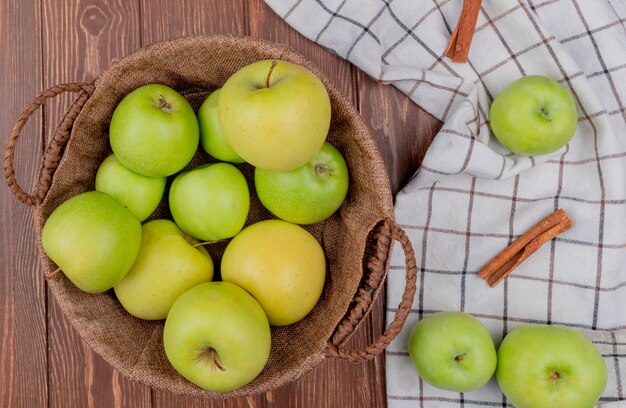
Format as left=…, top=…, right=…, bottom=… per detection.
left=41, top=60, right=350, bottom=392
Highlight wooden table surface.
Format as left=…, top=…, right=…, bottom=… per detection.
left=0, top=1, right=441, bottom=407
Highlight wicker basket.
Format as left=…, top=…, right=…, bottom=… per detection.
left=4, top=35, right=416, bottom=398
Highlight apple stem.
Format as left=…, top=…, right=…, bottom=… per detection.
left=157, top=93, right=173, bottom=113
left=454, top=355, right=464, bottom=362
left=550, top=371, right=561, bottom=380
left=196, top=346, right=226, bottom=372
left=315, top=163, right=334, bottom=177
left=192, top=239, right=229, bottom=247
left=266, top=60, right=278, bottom=88
left=210, top=348, right=226, bottom=372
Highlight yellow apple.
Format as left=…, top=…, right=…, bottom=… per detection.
left=221, top=220, right=326, bottom=326
left=218, top=60, right=331, bottom=171
left=114, top=219, right=214, bottom=320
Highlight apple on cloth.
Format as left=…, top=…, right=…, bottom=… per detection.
left=490, top=75, right=579, bottom=156
left=265, top=0, right=626, bottom=406
left=497, top=324, right=607, bottom=408
left=408, top=312, right=497, bottom=392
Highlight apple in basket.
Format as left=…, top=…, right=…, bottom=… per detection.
left=197, top=88, right=245, bottom=163
left=218, top=59, right=331, bottom=171
left=496, top=324, right=607, bottom=408
left=255, top=141, right=349, bottom=225
left=41, top=191, right=142, bottom=293
left=95, top=154, right=166, bottom=222
left=114, top=220, right=214, bottom=320
left=408, top=311, right=497, bottom=392
left=490, top=75, right=578, bottom=156
left=164, top=281, right=271, bottom=393
left=169, top=163, right=250, bottom=241
left=221, top=219, right=326, bottom=326
left=109, top=84, right=199, bottom=177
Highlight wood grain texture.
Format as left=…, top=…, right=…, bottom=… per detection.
left=356, top=71, right=441, bottom=196
left=41, top=0, right=150, bottom=407
left=140, top=0, right=248, bottom=45
left=0, top=0, right=48, bottom=407
left=1, top=1, right=443, bottom=407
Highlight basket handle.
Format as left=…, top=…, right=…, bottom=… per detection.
left=324, top=223, right=417, bottom=362
left=4, top=82, right=95, bottom=206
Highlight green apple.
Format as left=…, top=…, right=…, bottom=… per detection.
left=218, top=59, right=331, bottom=171
left=497, top=324, right=607, bottom=408
left=221, top=220, right=326, bottom=326
left=163, top=281, right=271, bottom=392
left=95, top=154, right=166, bottom=221
left=110, top=84, right=199, bottom=177
left=41, top=191, right=142, bottom=293
left=114, top=219, right=213, bottom=320
left=197, top=89, right=244, bottom=163
left=407, top=311, right=497, bottom=392
left=255, top=141, right=349, bottom=224
left=169, top=163, right=249, bottom=241
left=490, top=75, right=578, bottom=156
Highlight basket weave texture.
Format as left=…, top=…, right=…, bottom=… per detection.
left=11, top=35, right=406, bottom=397
left=3, top=36, right=417, bottom=397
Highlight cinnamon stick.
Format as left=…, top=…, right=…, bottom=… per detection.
left=480, top=209, right=573, bottom=288
left=444, top=0, right=482, bottom=63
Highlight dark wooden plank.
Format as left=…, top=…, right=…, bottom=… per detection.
left=0, top=0, right=48, bottom=405
left=354, top=63, right=442, bottom=408
left=247, top=2, right=389, bottom=407
left=356, top=72, right=441, bottom=196
left=141, top=0, right=247, bottom=46
left=139, top=1, right=253, bottom=406
left=41, top=1, right=151, bottom=407
left=0, top=0, right=48, bottom=407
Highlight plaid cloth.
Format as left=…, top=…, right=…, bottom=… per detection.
left=263, top=0, right=626, bottom=406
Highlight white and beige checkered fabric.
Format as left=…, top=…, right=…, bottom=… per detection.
left=264, top=1, right=626, bottom=406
